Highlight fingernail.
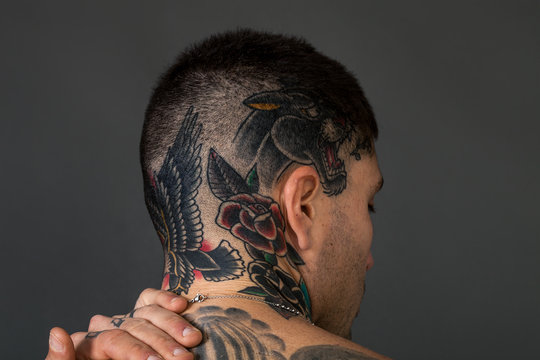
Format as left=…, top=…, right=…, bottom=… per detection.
left=173, top=348, right=187, bottom=356
left=183, top=326, right=197, bottom=337
left=49, top=332, right=64, bottom=352
left=147, top=356, right=162, bottom=360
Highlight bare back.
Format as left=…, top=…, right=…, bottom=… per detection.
left=184, top=299, right=390, bottom=360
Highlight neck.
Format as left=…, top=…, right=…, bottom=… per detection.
left=161, top=233, right=312, bottom=322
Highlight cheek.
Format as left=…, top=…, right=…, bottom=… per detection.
left=365, top=217, right=374, bottom=247
left=355, top=211, right=374, bottom=250
left=338, top=217, right=372, bottom=266
left=349, top=219, right=373, bottom=277
left=324, top=203, right=373, bottom=265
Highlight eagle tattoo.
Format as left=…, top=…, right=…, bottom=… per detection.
left=146, top=107, right=245, bottom=295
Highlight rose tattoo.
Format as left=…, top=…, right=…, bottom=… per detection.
left=207, top=148, right=312, bottom=320
left=216, top=193, right=286, bottom=256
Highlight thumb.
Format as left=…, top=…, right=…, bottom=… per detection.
left=45, top=327, right=76, bottom=360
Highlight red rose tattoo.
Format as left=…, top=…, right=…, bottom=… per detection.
left=216, top=193, right=287, bottom=256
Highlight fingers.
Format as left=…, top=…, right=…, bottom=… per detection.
left=132, top=288, right=201, bottom=346
left=68, top=288, right=200, bottom=359
left=123, top=305, right=202, bottom=348
left=134, top=288, right=188, bottom=313
left=72, top=329, right=194, bottom=360
left=46, top=327, right=76, bottom=360
left=134, top=306, right=201, bottom=348
left=88, top=308, right=201, bottom=353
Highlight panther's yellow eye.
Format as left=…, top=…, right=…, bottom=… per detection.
left=249, top=103, right=280, bottom=110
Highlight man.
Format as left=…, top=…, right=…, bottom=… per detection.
left=46, top=29, right=386, bottom=359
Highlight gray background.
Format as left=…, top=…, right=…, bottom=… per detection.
left=1, top=1, right=539, bottom=359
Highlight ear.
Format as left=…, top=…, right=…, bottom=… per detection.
left=281, top=166, right=320, bottom=251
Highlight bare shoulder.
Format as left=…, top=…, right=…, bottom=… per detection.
left=290, top=345, right=388, bottom=360
left=184, top=305, right=391, bottom=360
left=282, top=318, right=391, bottom=360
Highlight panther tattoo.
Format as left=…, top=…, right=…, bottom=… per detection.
left=233, top=88, right=359, bottom=195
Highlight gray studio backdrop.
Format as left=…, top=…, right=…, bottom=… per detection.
left=2, top=1, right=539, bottom=359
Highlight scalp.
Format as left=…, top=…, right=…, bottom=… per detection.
left=140, top=29, right=377, bottom=186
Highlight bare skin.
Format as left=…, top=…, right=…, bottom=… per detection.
left=45, top=290, right=202, bottom=360
left=45, top=29, right=393, bottom=359
left=47, top=155, right=387, bottom=360
left=47, top=289, right=388, bottom=360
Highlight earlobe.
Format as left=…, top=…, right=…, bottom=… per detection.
left=281, top=166, right=320, bottom=251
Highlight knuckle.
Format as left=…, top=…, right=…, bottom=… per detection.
left=147, top=303, right=161, bottom=311
left=126, top=317, right=150, bottom=331
left=88, top=314, right=106, bottom=330
left=126, top=342, right=151, bottom=358
left=140, top=287, right=155, bottom=299
left=97, top=330, right=157, bottom=360
left=97, top=330, right=133, bottom=353
left=102, top=328, right=125, bottom=343
left=166, top=315, right=184, bottom=329
left=70, top=331, right=87, bottom=346
left=137, top=303, right=159, bottom=315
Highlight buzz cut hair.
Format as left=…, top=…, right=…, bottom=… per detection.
left=141, top=29, right=378, bottom=197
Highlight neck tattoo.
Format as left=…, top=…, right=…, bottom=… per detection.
left=189, top=293, right=314, bottom=325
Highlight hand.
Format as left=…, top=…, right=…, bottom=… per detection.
left=46, top=288, right=202, bottom=360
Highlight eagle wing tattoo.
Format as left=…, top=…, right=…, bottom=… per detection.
left=146, top=107, right=245, bottom=294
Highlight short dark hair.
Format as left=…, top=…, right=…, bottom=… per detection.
left=140, top=29, right=379, bottom=297
left=141, top=29, right=378, bottom=198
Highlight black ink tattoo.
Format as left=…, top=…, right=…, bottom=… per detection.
left=186, top=306, right=379, bottom=360
left=290, top=345, right=379, bottom=360
left=351, top=136, right=373, bottom=161
left=186, top=306, right=287, bottom=360
left=85, top=330, right=105, bottom=339
left=210, top=150, right=286, bottom=256
left=110, top=309, right=136, bottom=328
left=111, top=317, right=125, bottom=328
left=208, top=150, right=311, bottom=320
left=241, top=247, right=310, bottom=319
left=145, top=90, right=369, bottom=318
left=146, top=107, right=245, bottom=295
left=234, top=88, right=361, bottom=196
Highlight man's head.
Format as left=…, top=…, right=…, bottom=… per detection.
left=276, top=156, right=383, bottom=336
left=140, top=29, right=381, bottom=336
